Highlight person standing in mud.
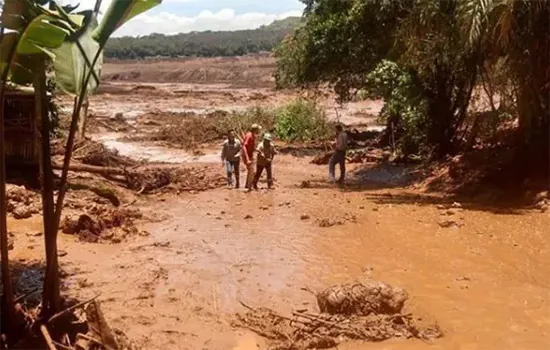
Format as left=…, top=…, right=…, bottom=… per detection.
left=221, top=130, right=242, bottom=189
left=329, top=124, right=348, bottom=184
left=252, top=133, right=277, bottom=190
left=242, top=124, right=261, bottom=191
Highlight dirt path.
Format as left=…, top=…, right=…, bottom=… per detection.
left=10, top=153, right=549, bottom=350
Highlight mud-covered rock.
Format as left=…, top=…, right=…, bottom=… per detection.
left=12, top=206, right=32, bottom=219
left=317, top=280, right=408, bottom=316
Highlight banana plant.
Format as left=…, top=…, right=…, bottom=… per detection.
left=0, top=0, right=161, bottom=330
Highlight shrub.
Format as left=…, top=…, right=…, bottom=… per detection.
left=274, top=99, right=333, bottom=142
left=364, top=60, right=429, bottom=155
left=216, top=106, right=276, bottom=138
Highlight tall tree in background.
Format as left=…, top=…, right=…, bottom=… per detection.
left=275, top=0, right=549, bottom=158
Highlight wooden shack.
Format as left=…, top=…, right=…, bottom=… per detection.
left=3, top=86, right=40, bottom=175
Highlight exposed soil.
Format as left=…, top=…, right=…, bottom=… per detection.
left=5, top=56, right=550, bottom=350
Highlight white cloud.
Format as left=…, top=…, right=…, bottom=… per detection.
left=60, top=0, right=301, bottom=37
left=112, top=9, right=302, bottom=37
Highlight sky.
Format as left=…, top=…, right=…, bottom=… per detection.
left=63, top=0, right=305, bottom=37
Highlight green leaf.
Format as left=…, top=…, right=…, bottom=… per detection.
left=16, top=14, right=71, bottom=55
left=92, top=0, right=162, bottom=45
left=53, top=22, right=102, bottom=95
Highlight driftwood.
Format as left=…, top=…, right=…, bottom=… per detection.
left=52, top=161, right=125, bottom=176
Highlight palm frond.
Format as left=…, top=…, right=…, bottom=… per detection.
left=458, top=0, right=494, bottom=46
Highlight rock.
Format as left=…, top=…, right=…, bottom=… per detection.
left=438, top=219, right=464, bottom=228
left=359, top=206, right=365, bottom=209
left=12, top=206, right=32, bottom=219
left=372, top=207, right=379, bottom=212
left=534, top=191, right=549, bottom=203
left=451, top=202, right=462, bottom=209
left=436, top=204, right=446, bottom=210
left=58, top=250, right=68, bottom=257
left=259, top=206, right=269, bottom=210
left=26, top=232, right=43, bottom=237
left=300, top=181, right=311, bottom=188
left=244, top=215, right=253, bottom=219
left=215, top=216, right=222, bottom=220
left=300, top=214, right=310, bottom=220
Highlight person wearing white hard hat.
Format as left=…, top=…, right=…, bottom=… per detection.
left=252, top=132, right=277, bottom=190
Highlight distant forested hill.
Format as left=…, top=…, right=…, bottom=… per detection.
left=105, top=17, right=302, bottom=59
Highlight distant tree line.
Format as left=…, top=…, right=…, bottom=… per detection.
left=104, top=17, right=301, bottom=59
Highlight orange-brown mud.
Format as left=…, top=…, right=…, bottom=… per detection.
left=7, top=56, right=550, bottom=350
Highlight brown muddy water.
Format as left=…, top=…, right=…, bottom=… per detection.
left=10, top=154, right=550, bottom=350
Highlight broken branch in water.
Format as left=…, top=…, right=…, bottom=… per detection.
left=48, top=294, right=100, bottom=324
left=40, top=324, right=58, bottom=350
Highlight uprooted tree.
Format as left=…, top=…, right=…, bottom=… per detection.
left=275, top=0, right=549, bottom=159
left=0, top=0, right=161, bottom=347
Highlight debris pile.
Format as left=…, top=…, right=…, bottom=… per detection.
left=311, top=148, right=385, bottom=165
left=125, top=166, right=225, bottom=194
left=235, top=280, right=442, bottom=350
left=61, top=206, right=145, bottom=243
left=5, top=185, right=41, bottom=220
left=7, top=295, right=133, bottom=350
left=76, top=140, right=136, bottom=168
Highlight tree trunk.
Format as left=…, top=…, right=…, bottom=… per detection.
left=0, top=27, right=15, bottom=334
left=35, top=60, right=60, bottom=316
left=51, top=161, right=125, bottom=176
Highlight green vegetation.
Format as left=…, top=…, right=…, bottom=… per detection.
left=105, top=17, right=302, bottom=59
left=0, top=0, right=160, bottom=327
left=275, top=0, right=549, bottom=159
left=143, top=99, right=332, bottom=149
left=274, top=99, right=332, bottom=142
left=220, top=99, right=332, bottom=142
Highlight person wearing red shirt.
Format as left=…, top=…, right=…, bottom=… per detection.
left=241, top=124, right=261, bottom=191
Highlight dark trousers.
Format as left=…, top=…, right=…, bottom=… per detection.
left=253, top=163, right=273, bottom=188
left=225, top=160, right=240, bottom=187
left=329, top=150, right=346, bottom=182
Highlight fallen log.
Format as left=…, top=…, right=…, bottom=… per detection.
left=52, top=161, right=125, bottom=176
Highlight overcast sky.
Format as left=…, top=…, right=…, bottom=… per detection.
left=63, top=0, right=305, bottom=36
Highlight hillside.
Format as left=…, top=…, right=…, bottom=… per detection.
left=105, top=17, right=302, bottom=60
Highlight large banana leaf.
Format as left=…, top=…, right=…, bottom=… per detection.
left=53, top=19, right=102, bottom=95
left=16, top=14, right=71, bottom=56
left=92, top=0, right=162, bottom=45
left=0, top=32, right=34, bottom=85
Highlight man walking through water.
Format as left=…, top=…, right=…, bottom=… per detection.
left=329, top=124, right=348, bottom=184
left=221, top=130, right=241, bottom=189
left=242, top=124, right=261, bottom=191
